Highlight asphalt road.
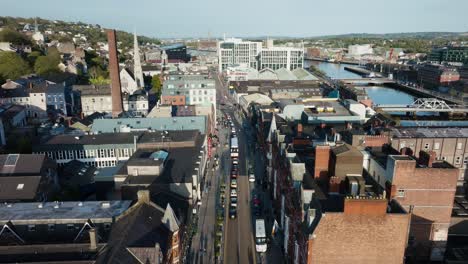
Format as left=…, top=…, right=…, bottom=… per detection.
left=215, top=73, right=256, bottom=264
left=223, top=108, right=255, bottom=264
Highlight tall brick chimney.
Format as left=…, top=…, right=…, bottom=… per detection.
left=419, top=150, right=436, bottom=167
left=314, top=145, right=330, bottom=181
left=297, top=123, right=303, bottom=137
left=107, top=29, right=123, bottom=118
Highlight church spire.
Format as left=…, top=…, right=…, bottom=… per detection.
left=34, top=18, right=38, bottom=33
left=133, top=29, right=145, bottom=89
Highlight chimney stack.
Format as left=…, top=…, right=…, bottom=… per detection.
left=89, top=228, right=98, bottom=250
left=137, top=190, right=151, bottom=204
left=419, top=150, right=436, bottom=167
left=297, top=123, right=303, bottom=137
left=107, top=29, right=123, bottom=118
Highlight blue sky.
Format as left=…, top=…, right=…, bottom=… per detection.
left=1, top=0, right=467, bottom=38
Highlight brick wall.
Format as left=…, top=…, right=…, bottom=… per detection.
left=314, top=145, right=330, bottom=181
left=161, top=95, right=186, bottom=106
left=344, top=198, right=387, bottom=216
left=390, top=158, right=458, bottom=259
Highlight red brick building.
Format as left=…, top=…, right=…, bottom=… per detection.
left=306, top=198, right=410, bottom=264
left=418, top=64, right=460, bottom=89
left=261, top=115, right=410, bottom=264
left=161, top=95, right=186, bottom=106
left=366, top=150, right=459, bottom=261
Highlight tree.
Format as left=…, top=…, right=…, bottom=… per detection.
left=26, top=51, right=42, bottom=67
left=0, top=52, right=31, bottom=80
left=34, top=55, right=60, bottom=76
left=0, top=28, right=32, bottom=46
left=152, top=74, right=162, bottom=94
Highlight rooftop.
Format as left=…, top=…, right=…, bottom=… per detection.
left=90, top=116, right=207, bottom=134
left=231, top=80, right=320, bottom=94
left=0, top=154, right=46, bottom=176
left=0, top=200, right=131, bottom=222
left=122, top=146, right=202, bottom=184
left=36, top=133, right=141, bottom=151
left=391, top=127, right=468, bottom=138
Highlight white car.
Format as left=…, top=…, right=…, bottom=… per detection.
left=230, top=189, right=237, bottom=197
left=249, top=174, right=255, bottom=183
left=230, top=179, right=237, bottom=189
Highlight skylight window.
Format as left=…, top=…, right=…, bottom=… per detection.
left=16, top=184, right=24, bottom=190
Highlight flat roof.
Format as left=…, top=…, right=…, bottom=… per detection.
left=91, top=116, right=207, bottom=134
left=123, top=146, right=201, bottom=184
left=391, top=127, right=468, bottom=138
left=0, top=200, right=131, bottom=222
left=303, top=101, right=353, bottom=117
left=35, top=133, right=141, bottom=151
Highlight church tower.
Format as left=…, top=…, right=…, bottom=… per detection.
left=133, top=30, right=145, bottom=89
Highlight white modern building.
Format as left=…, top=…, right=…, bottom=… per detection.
left=218, top=38, right=304, bottom=71
left=348, top=44, right=373, bottom=58
left=218, top=38, right=262, bottom=71
left=259, top=47, right=303, bottom=70
left=162, top=75, right=217, bottom=117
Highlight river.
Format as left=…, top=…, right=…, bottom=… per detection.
left=305, top=60, right=435, bottom=115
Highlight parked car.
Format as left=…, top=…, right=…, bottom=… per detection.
left=229, top=206, right=237, bottom=219
left=248, top=168, right=255, bottom=182
left=230, top=179, right=237, bottom=189
left=230, top=189, right=237, bottom=197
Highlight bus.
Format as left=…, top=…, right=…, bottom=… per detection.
left=230, top=137, right=239, bottom=158
left=255, top=219, right=267, bottom=253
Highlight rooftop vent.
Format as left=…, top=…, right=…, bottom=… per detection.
left=101, top=202, right=110, bottom=208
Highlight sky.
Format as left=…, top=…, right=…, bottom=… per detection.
left=1, top=0, right=467, bottom=39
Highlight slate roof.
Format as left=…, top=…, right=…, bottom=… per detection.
left=96, top=203, right=169, bottom=264
left=0, top=200, right=131, bottom=222
left=0, top=154, right=46, bottom=176
left=0, top=176, right=41, bottom=201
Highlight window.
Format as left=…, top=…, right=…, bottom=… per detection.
left=104, top=223, right=111, bottom=230
left=48, top=224, right=55, bottom=231
left=17, top=184, right=24, bottom=190
left=457, top=142, right=463, bottom=150
left=434, top=142, right=440, bottom=150
left=28, top=225, right=36, bottom=232
left=456, top=157, right=461, bottom=164
left=424, top=143, right=430, bottom=150
left=67, top=224, right=74, bottom=231
left=397, top=189, right=405, bottom=198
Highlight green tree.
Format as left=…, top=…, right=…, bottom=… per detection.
left=34, top=55, right=60, bottom=76
left=151, top=74, right=162, bottom=93
left=26, top=51, right=42, bottom=67
left=0, top=52, right=31, bottom=80
left=0, top=28, right=32, bottom=46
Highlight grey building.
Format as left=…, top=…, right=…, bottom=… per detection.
left=0, top=200, right=131, bottom=262
left=33, top=130, right=206, bottom=169
left=73, top=84, right=149, bottom=117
